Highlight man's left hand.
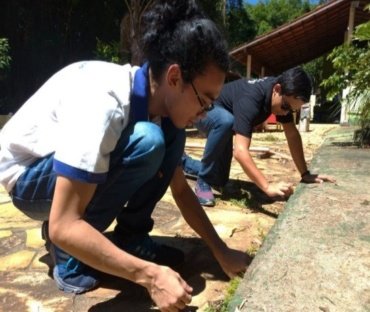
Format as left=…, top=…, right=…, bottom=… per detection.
left=301, top=173, right=336, bottom=184
left=214, top=244, right=251, bottom=279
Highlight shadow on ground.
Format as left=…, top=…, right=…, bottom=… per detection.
left=216, top=179, right=289, bottom=218
left=37, top=234, right=236, bottom=312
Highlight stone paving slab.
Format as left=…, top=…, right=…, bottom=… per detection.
left=228, top=126, right=370, bottom=312
left=0, top=181, right=271, bottom=312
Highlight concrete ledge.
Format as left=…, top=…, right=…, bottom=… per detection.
left=228, top=127, right=370, bottom=312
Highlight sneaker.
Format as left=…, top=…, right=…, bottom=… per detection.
left=41, top=221, right=100, bottom=294
left=183, top=167, right=199, bottom=179
left=195, top=178, right=215, bottom=207
left=113, top=232, right=185, bottom=269
left=182, top=153, right=200, bottom=179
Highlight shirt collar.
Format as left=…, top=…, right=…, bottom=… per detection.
left=131, top=62, right=149, bottom=122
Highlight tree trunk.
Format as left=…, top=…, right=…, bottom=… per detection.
left=120, top=0, right=154, bottom=65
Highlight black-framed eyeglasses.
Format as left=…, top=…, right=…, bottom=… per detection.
left=191, top=82, right=214, bottom=113
left=281, top=98, right=297, bottom=113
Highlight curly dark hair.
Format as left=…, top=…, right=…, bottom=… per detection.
left=277, top=67, right=312, bottom=103
left=140, top=0, right=229, bottom=83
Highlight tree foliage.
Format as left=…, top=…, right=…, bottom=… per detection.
left=95, top=39, right=121, bottom=64
left=0, top=0, right=323, bottom=115
left=321, top=5, right=370, bottom=145
left=246, top=0, right=328, bottom=96
left=0, top=0, right=125, bottom=113
left=0, top=0, right=255, bottom=114
left=0, top=38, right=11, bottom=73
left=247, top=0, right=313, bottom=36
left=226, top=0, right=257, bottom=48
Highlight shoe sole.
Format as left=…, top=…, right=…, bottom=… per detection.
left=198, top=199, right=215, bottom=207
left=183, top=171, right=198, bottom=180
left=46, top=229, right=100, bottom=295
left=195, top=188, right=215, bottom=207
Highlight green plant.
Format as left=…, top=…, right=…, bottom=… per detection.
left=256, top=219, right=266, bottom=241
left=260, top=134, right=279, bottom=142
left=95, top=38, right=120, bottom=64
left=205, top=277, right=242, bottom=312
left=246, top=244, right=258, bottom=256
left=229, top=197, right=249, bottom=207
left=0, top=38, right=11, bottom=71
left=321, top=4, right=370, bottom=146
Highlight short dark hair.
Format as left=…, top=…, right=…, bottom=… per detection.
left=277, top=67, right=312, bottom=103
left=140, top=0, right=229, bottom=82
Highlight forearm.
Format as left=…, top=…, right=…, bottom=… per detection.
left=171, top=182, right=226, bottom=256
left=285, top=129, right=308, bottom=175
left=288, top=136, right=307, bottom=174
left=171, top=168, right=250, bottom=278
left=49, top=212, right=159, bottom=289
left=235, top=150, right=269, bottom=192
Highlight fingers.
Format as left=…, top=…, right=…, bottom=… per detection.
left=174, top=296, right=191, bottom=311
left=320, top=175, right=336, bottom=183
left=225, top=267, right=247, bottom=279
left=279, top=183, right=293, bottom=196
left=159, top=288, right=192, bottom=312
left=183, top=283, right=193, bottom=296
left=173, top=280, right=192, bottom=309
left=182, top=289, right=193, bottom=305
left=266, top=182, right=294, bottom=197
left=151, top=267, right=193, bottom=312
left=219, top=249, right=249, bottom=279
left=171, top=292, right=192, bottom=312
left=313, top=174, right=336, bottom=184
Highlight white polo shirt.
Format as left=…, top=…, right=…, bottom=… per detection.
left=0, top=61, right=139, bottom=193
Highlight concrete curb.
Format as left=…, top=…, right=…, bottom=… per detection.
left=228, top=126, right=370, bottom=312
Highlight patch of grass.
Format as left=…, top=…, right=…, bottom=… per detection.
left=229, top=197, right=250, bottom=207
left=219, top=182, right=256, bottom=208
left=258, top=134, right=279, bottom=142
left=245, top=221, right=267, bottom=257
left=205, top=277, right=242, bottom=312
left=256, top=220, right=267, bottom=241
left=246, top=245, right=258, bottom=256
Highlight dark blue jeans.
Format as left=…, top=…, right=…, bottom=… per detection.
left=11, top=119, right=185, bottom=235
left=183, top=105, right=234, bottom=187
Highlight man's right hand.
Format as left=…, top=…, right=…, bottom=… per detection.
left=263, top=182, right=294, bottom=198
left=145, top=265, right=193, bottom=312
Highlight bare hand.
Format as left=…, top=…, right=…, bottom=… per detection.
left=147, top=266, right=193, bottom=312
left=264, top=182, right=294, bottom=198
left=301, top=173, right=336, bottom=184
left=214, top=244, right=250, bottom=279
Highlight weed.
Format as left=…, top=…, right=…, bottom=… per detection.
left=258, top=134, right=279, bottom=142
left=246, top=245, right=258, bottom=256
left=205, top=277, right=242, bottom=312
left=256, top=220, right=267, bottom=241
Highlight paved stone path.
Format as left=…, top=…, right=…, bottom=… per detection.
left=0, top=124, right=338, bottom=312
